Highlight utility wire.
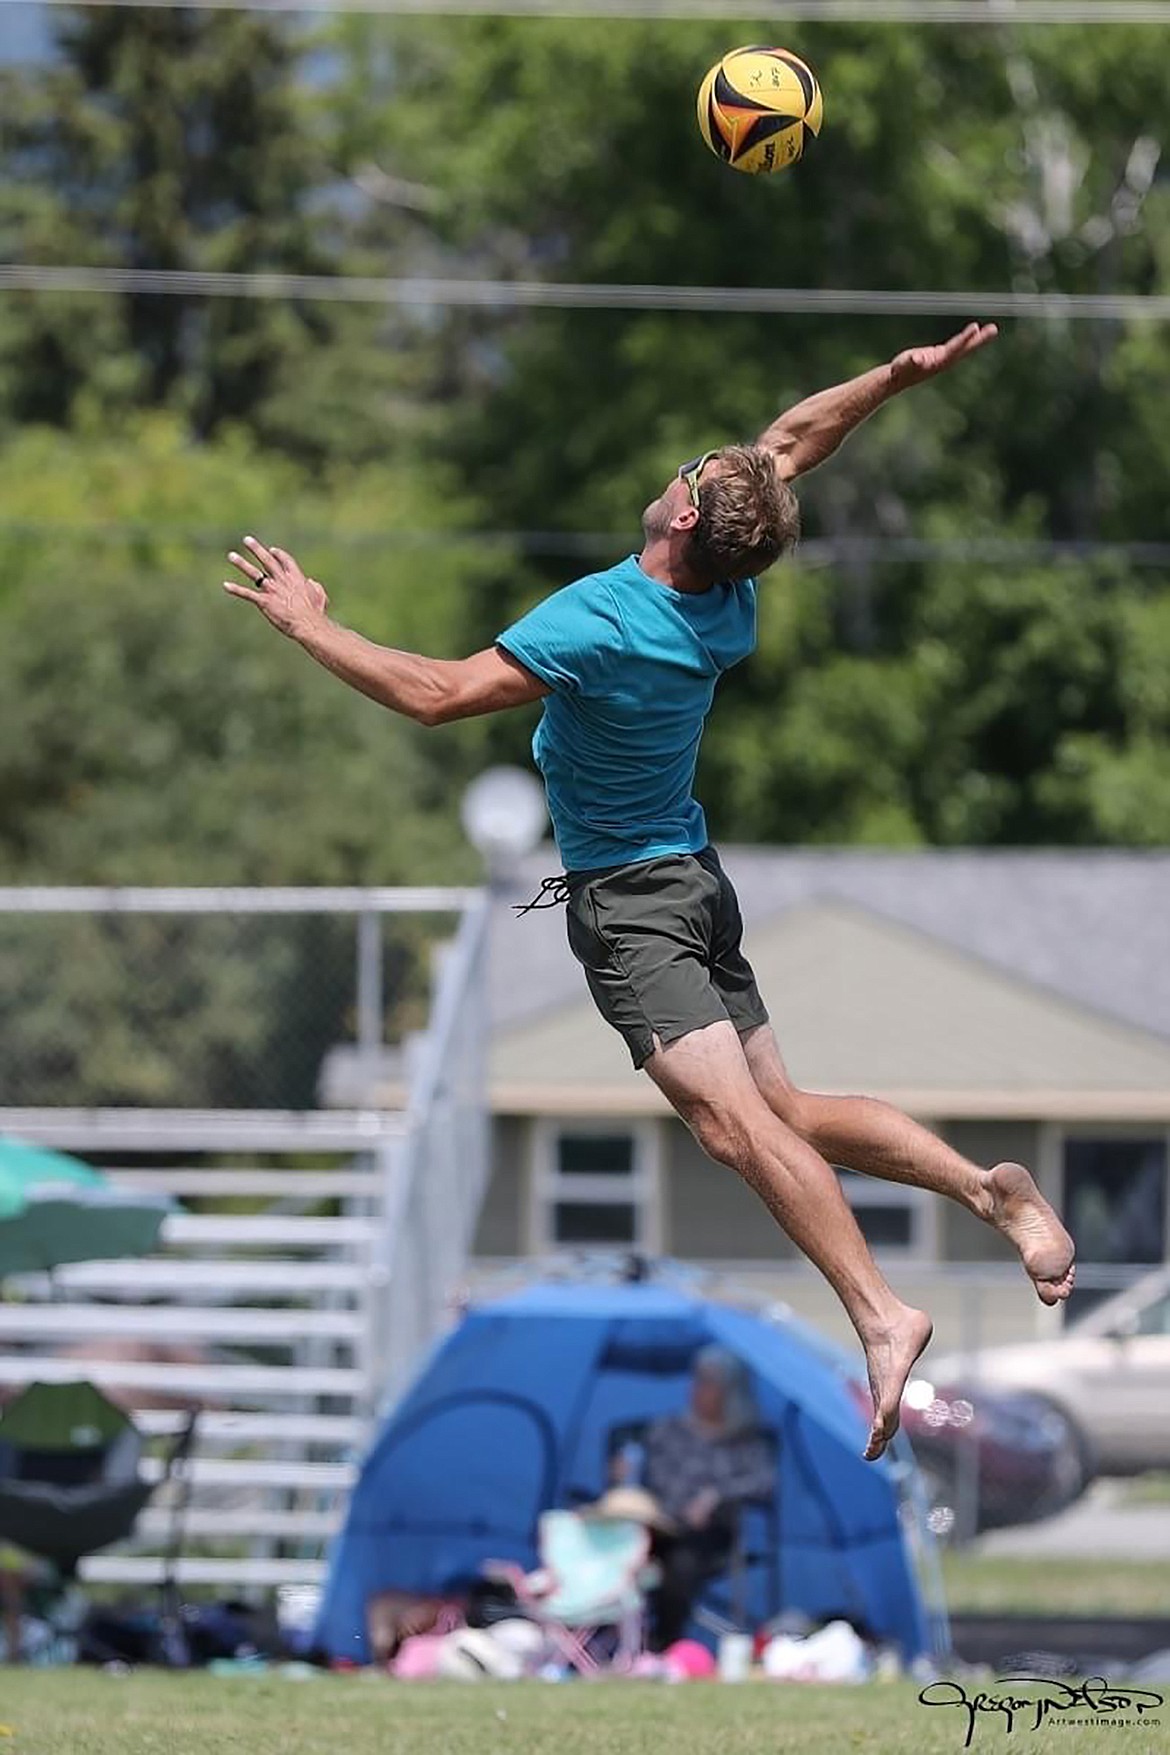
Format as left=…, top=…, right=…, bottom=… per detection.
left=5, top=0, right=1170, bottom=20
left=3, top=520, right=1167, bottom=565
left=1, top=265, right=1167, bottom=320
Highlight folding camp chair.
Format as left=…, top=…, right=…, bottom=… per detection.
left=0, top=1380, right=197, bottom=1661
left=484, top=1510, right=653, bottom=1676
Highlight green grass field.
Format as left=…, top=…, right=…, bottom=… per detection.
left=2, top=1558, right=1166, bottom=1754
left=1119, top=1473, right=1170, bottom=1509
left=0, top=1672, right=1165, bottom=1755
left=940, top=1554, right=1170, bottom=1616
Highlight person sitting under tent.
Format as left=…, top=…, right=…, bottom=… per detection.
left=609, top=1346, right=775, bottom=1650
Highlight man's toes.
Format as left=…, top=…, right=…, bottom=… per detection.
left=865, top=1413, right=894, bottom=1462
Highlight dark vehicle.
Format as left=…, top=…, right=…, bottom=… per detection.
left=847, top=1374, right=1090, bottom=1544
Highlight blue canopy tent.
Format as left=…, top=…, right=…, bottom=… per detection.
left=314, top=1282, right=947, bottom=1664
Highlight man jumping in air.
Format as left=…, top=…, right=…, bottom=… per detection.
left=225, top=322, right=1075, bottom=1460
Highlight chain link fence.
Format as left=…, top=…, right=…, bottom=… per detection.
left=0, top=889, right=473, bottom=1110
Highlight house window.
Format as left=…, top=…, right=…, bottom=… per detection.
left=1062, top=1134, right=1167, bottom=1317
left=836, top=1171, right=935, bottom=1260
left=531, top=1122, right=661, bottom=1253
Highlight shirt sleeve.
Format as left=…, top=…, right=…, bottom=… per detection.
left=495, top=576, right=625, bottom=698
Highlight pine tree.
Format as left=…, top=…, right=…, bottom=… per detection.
left=0, top=7, right=342, bottom=440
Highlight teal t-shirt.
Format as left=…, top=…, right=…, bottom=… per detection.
left=495, top=553, right=757, bottom=872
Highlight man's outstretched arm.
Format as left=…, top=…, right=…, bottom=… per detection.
left=224, top=536, right=549, bottom=726
left=760, top=322, right=997, bottom=482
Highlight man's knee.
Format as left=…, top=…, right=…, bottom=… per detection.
left=752, top=1066, right=819, bottom=1139
left=645, top=1025, right=768, bottom=1170
left=681, top=1095, right=755, bottom=1172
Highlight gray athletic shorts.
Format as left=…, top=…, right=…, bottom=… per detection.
left=564, top=844, right=769, bottom=1070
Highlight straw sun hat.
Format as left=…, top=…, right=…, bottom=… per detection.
left=579, top=1486, right=676, bottom=1535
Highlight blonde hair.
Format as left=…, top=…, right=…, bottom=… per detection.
left=688, top=444, right=800, bottom=584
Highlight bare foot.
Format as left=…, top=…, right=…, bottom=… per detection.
left=986, top=1161, right=1076, bottom=1305
left=861, top=1305, right=934, bottom=1461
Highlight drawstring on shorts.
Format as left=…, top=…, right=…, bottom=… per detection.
left=512, top=874, right=571, bottom=917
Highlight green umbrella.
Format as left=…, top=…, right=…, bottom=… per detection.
left=0, top=1137, right=174, bottom=1277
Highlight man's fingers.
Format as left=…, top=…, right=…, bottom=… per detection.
left=935, top=322, right=998, bottom=372
left=243, top=534, right=280, bottom=575
left=227, top=550, right=268, bottom=584
left=941, top=325, right=978, bottom=360
left=952, top=328, right=994, bottom=365
left=223, top=580, right=267, bottom=604
left=952, top=321, right=997, bottom=358
left=269, top=545, right=299, bottom=572
left=893, top=321, right=998, bottom=386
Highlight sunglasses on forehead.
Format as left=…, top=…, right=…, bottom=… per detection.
left=678, top=449, right=719, bottom=511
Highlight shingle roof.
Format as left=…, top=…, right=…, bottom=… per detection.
left=491, top=846, right=1170, bottom=1044
left=489, top=897, right=1170, bottom=1113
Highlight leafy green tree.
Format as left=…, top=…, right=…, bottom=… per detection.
left=324, top=17, right=1170, bottom=847
left=0, top=414, right=498, bottom=882
left=0, top=13, right=1167, bottom=874
left=1058, top=593, right=1170, bottom=843
left=0, top=416, right=497, bottom=1104
left=0, top=7, right=418, bottom=462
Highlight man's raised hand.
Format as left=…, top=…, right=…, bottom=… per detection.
left=889, top=321, right=998, bottom=393
left=224, top=536, right=330, bottom=639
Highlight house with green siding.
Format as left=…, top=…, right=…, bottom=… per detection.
left=345, top=849, right=1170, bottom=1354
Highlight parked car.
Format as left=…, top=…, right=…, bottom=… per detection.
left=930, top=1265, right=1170, bottom=1481
left=846, top=1374, right=1089, bottom=1543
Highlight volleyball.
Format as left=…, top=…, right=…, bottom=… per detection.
left=697, top=46, right=823, bottom=175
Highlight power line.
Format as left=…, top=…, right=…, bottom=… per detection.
left=1, top=265, right=1167, bottom=320
left=2, top=519, right=1167, bottom=565
left=797, top=537, right=1170, bottom=569
left=6, top=0, right=1170, bottom=19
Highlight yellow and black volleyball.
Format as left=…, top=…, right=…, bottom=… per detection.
left=697, top=45, right=823, bottom=175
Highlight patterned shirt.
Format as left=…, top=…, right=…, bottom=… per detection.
left=643, top=1414, right=775, bottom=1524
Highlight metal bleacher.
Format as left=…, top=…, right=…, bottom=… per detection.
left=0, top=886, right=491, bottom=1590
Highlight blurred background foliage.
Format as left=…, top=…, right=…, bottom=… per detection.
left=0, top=10, right=1167, bottom=1096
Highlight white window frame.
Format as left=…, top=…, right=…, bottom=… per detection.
left=836, top=1169, right=939, bottom=1264
left=527, top=1118, right=663, bottom=1255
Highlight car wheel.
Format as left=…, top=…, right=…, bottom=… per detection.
left=1023, top=1397, right=1095, bottom=1511
left=916, top=1459, right=980, bottom=1546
